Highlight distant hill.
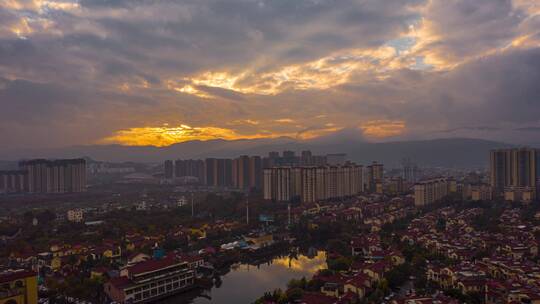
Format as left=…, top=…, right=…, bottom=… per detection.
left=0, top=137, right=512, bottom=168
left=0, top=160, right=18, bottom=170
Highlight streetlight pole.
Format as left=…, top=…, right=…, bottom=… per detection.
left=246, top=197, right=249, bottom=225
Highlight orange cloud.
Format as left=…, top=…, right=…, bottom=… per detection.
left=296, top=126, right=343, bottom=140
left=360, top=120, right=406, bottom=138
left=100, top=122, right=346, bottom=146
left=274, top=118, right=295, bottom=123
left=101, top=124, right=306, bottom=146
left=169, top=44, right=407, bottom=97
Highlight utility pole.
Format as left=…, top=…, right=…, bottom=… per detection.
left=191, top=192, right=194, bottom=218
left=288, top=203, right=291, bottom=228
left=246, top=197, right=249, bottom=225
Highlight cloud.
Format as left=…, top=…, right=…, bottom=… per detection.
left=0, top=0, right=539, bottom=148
left=408, top=0, right=527, bottom=69
left=514, top=126, right=540, bottom=132
left=360, top=120, right=407, bottom=138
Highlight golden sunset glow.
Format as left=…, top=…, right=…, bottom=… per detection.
left=407, top=19, right=457, bottom=70
left=4, top=0, right=80, bottom=12
left=274, top=118, right=295, bottom=123
left=171, top=44, right=407, bottom=97
left=100, top=124, right=300, bottom=147
left=272, top=251, right=327, bottom=273
left=360, top=120, right=406, bottom=138
left=99, top=123, right=347, bottom=146
left=172, top=85, right=212, bottom=99
left=10, top=18, right=33, bottom=38
left=101, top=125, right=247, bottom=146
left=296, top=127, right=343, bottom=140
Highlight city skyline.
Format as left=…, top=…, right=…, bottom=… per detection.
left=3, top=1, right=540, bottom=301
left=1, top=0, right=540, bottom=149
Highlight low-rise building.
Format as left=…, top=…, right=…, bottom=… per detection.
left=0, top=270, right=38, bottom=304
left=67, top=209, right=84, bottom=223
left=471, top=185, right=493, bottom=201
left=104, top=255, right=195, bottom=303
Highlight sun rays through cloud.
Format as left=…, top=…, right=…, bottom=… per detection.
left=1, top=0, right=540, bottom=147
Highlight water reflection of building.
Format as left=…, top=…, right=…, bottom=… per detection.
left=169, top=251, right=327, bottom=304
left=272, top=251, right=327, bottom=273
left=244, top=233, right=274, bottom=249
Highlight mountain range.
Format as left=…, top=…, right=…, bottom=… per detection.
left=0, top=136, right=514, bottom=168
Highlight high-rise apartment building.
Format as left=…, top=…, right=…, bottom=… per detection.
left=326, top=153, right=347, bottom=166
left=300, top=151, right=313, bottom=166
left=402, top=158, right=419, bottom=183
left=263, top=167, right=293, bottom=202
left=224, top=158, right=233, bottom=187
left=167, top=156, right=262, bottom=189
left=233, top=155, right=250, bottom=190
left=263, top=165, right=363, bottom=203
left=17, top=159, right=86, bottom=194
left=490, top=148, right=539, bottom=200
left=414, top=177, right=449, bottom=206
left=0, top=170, right=28, bottom=193
left=174, top=159, right=205, bottom=183
left=388, top=176, right=404, bottom=194
left=366, top=161, right=384, bottom=192
left=204, top=158, right=217, bottom=186
left=471, top=185, right=493, bottom=201
left=248, top=156, right=262, bottom=190
left=164, top=160, right=174, bottom=179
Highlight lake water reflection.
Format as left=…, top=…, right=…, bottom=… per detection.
left=159, top=251, right=327, bottom=304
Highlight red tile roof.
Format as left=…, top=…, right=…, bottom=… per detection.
left=0, top=270, right=36, bottom=284
left=300, top=292, right=336, bottom=304
left=108, top=276, right=132, bottom=289
left=128, top=255, right=180, bottom=275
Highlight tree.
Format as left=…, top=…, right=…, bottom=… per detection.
left=326, top=239, right=350, bottom=256
left=286, top=288, right=304, bottom=302
left=386, top=263, right=411, bottom=289
left=436, top=218, right=446, bottom=232
left=327, top=257, right=352, bottom=272
left=287, top=277, right=308, bottom=290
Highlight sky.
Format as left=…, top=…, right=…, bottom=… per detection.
left=1, top=0, right=540, bottom=148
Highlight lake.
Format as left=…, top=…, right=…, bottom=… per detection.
left=159, top=250, right=327, bottom=304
